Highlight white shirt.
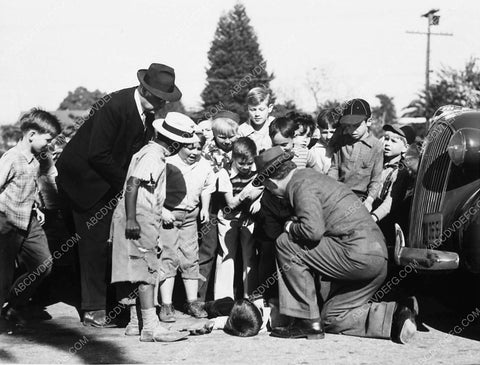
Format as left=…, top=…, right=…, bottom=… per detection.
left=165, top=154, right=216, bottom=211
left=134, top=88, right=146, bottom=127
left=237, top=116, right=275, bottom=153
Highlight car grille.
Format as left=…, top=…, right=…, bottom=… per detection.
left=409, top=121, right=453, bottom=248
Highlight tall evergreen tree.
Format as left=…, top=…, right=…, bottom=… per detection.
left=201, top=3, right=273, bottom=121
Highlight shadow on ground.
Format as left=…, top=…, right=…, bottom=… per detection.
left=0, top=348, right=18, bottom=363
left=0, top=318, right=138, bottom=364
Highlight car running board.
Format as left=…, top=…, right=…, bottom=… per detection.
left=394, top=223, right=460, bottom=270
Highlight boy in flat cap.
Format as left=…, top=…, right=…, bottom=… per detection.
left=254, top=147, right=418, bottom=344
left=373, top=124, right=416, bottom=244
left=371, top=124, right=416, bottom=224
left=327, top=99, right=383, bottom=212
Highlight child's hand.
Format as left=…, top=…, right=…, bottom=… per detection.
left=241, top=181, right=264, bottom=200
left=248, top=186, right=264, bottom=201
left=125, top=219, right=141, bottom=240
left=249, top=199, right=261, bottom=215
left=161, top=208, right=175, bottom=226
left=363, top=197, right=373, bottom=213
left=200, top=208, right=210, bottom=223
left=35, top=208, right=45, bottom=226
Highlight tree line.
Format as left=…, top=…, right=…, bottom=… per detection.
left=2, top=3, right=479, bottom=155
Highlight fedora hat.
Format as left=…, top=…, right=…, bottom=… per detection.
left=339, top=98, right=371, bottom=125
left=152, top=112, right=199, bottom=144
left=254, top=146, right=295, bottom=179
left=137, top=63, right=182, bottom=101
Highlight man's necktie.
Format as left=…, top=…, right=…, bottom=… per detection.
left=144, top=112, right=155, bottom=143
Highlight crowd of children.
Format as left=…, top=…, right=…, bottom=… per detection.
left=0, top=87, right=420, bottom=341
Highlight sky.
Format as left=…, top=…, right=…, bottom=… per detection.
left=0, top=0, right=479, bottom=124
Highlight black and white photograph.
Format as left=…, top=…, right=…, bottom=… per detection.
left=0, top=1, right=479, bottom=364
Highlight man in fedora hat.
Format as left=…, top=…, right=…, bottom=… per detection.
left=253, top=147, right=418, bottom=344
left=56, top=63, right=182, bottom=327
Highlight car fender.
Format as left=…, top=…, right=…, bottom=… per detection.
left=457, top=189, right=480, bottom=273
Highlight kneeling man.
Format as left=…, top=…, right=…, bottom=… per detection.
left=253, top=147, right=417, bottom=344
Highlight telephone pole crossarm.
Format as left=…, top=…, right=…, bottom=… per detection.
left=406, top=9, right=453, bottom=92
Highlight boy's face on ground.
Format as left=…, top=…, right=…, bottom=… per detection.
left=214, top=132, right=237, bottom=152
left=233, top=157, right=254, bottom=176
left=343, top=120, right=368, bottom=140
left=178, top=142, right=202, bottom=165
left=271, top=132, right=293, bottom=150
left=293, top=125, right=311, bottom=148
left=30, top=131, right=53, bottom=153
left=383, top=131, right=407, bottom=158
left=248, top=100, right=273, bottom=126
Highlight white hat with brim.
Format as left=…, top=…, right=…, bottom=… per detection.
left=153, top=112, right=199, bottom=144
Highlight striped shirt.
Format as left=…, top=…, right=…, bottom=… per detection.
left=292, top=146, right=317, bottom=170
left=0, top=144, right=40, bottom=230
left=217, top=165, right=256, bottom=220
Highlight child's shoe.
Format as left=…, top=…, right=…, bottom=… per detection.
left=125, top=304, right=141, bottom=336
left=140, top=321, right=188, bottom=342
left=159, top=303, right=176, bottom=322
left=125, top=322, right=140, bottom=336
left=185, top=300, right=208, bottom=318
left=125, top=323, right=140, bottom=336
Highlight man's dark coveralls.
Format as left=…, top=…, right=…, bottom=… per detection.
left=276, top=168, right=397, bottom=338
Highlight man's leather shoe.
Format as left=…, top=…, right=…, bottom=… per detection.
left=391, top=305, right=416, bottom=344
left=2, top=307, right=27, bottom=327
left=83, top=310, right=116, bottom=328
left=397, top=296, right=419, bottom=316
left=271, top=317, right=325, bottom=340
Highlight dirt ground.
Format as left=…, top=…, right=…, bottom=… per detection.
left=1, top=296, right=480, bottom=365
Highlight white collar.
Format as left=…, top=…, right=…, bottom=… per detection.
left=134, top=88, right=145, bottom=123
left=229, top=164, right=240, bottom=179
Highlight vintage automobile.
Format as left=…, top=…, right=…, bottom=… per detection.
left=395, top=106, right=480, bottom=275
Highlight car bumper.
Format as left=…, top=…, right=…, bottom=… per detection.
left=394, top=224, right=460, bottom=270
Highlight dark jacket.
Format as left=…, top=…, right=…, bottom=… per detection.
left=286, top=168, right=387, bottom=258
left=56, top=87, right=145, bottom=210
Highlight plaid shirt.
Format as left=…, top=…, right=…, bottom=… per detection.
left=201, top=140, right=232, bottom=174
left=327, top=132, right=383, bottom=199
left=0, top=145, right=40, bottom=230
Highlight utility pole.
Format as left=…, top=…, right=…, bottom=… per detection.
left=407, top=9, right=453, bottom=92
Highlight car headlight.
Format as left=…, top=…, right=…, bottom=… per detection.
left=447, top=128, right=480, bottom=166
